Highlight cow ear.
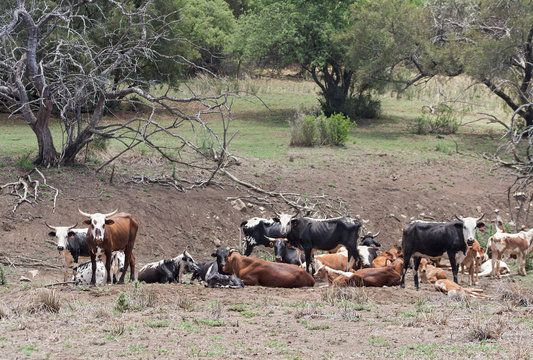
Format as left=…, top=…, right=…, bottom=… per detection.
left=67, top=231, right=75, bottom=238
left=269, top=241, right=273, bottom=247
left=477, top=222, right=486, bottom=230
left=211, top=252, right=216, bottom=258
left=105, top=219, right=114, bottom=225
left=48, top=231, right=56, bottom=237
left=291, top=219, right=298, bottom=227
left=273, top=217, right=280, bottom=223
left=83, top=219, right=91, bottom=226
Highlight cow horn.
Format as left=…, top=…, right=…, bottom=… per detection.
left=264, top=235, right=277, bottom=241
left=104, top=209, right=118, bottom=217
left=68, top=223, right=78, bottom=230
left=78, top=208, right=92, bottom=217
left=454, top=215, right=464, bottom=222
left=44, top=222, right=56, bottom=230
left=476, top=213, right=484, bottom=222
left=373, top=230, right=380, bottom=238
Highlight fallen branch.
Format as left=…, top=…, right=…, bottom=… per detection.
left=44, top=281, right=77, bottom=288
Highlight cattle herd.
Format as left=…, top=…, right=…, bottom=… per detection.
left=45, top=210, right=533, bottom=298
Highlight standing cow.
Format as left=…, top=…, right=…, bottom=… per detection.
left=46, top=222, right=89, bottom=281
left=78, top=209, right=139, bottom=285
left=275, top=214, right=362, bottom=274
left=240, top=217, right=284, bottom=256
left=400, top=215, right=485, bottom=290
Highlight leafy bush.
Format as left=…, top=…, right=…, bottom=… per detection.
left=344, top=94, right=381, bottom=120
left=291, top=113, right=353, bottom=147
left=411, top=107, right=461, bottom=135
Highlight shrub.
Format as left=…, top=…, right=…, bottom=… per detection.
left=344, top=94, right=381, bottom=120
left=290, top=115, right=318, bottom=146
left=317, top=113, right=352, bottom=146
left=16, top=153, right=34, bottom=171
left=410, top=107, right=461, bottom=135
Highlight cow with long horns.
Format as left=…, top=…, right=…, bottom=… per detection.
left=78, top=209, right=139, bottom=285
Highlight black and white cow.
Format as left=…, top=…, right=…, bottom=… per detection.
left=206, top=272, right=245, bottom=288
left=138, top=250, right=200, bottom=284
left=357, top=232, right=380, bottom=269
left=240, top=217, right=284, bottom=256
left=46, top=222, right=89, bottom=281
left=275, top=214, right=362, bottom=274
left=270, top=238, right=304, bottom=266
left=400, top=215, right=485, bottom=289
left=73, top=251, right=125, bottom=285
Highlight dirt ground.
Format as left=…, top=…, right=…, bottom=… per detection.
left=1, top=146, right=533, bottom=359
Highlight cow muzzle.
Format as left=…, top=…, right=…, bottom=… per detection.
left=275, top=256, right=282, bottom=262
left=467, top=239, right=474, bottom=246
left=57, top=246, right=64, bottom=251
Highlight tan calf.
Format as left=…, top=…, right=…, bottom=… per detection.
left=460, top=240, right=484, bottom=285
left=434, top=279, right=488, bottom=299
left=418, top=258, right=447, bottom=284
left=372, top=248, right=401, bottom=268
left=488, top=226, right=533, bottom=276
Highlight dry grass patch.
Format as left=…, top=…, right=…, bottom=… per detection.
left=498, top=280, right=532, bottom=308
left=28, top=288, right=60, bottom=314
left=469, top=312, right=507, bottom=341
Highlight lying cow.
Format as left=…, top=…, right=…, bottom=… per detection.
left=488, top=225, right=533, bottom=276
left=418, top=258, right=447, bottom=284
left=316, top=258, right=404, bottom=287
left=73, top=251, right=125, bottom=285
left=478, top=259, right=509, bottom=277
left=313, top=248, right=349, bottom=272
left=46, top=222, right=89, bottom=281
left=271, top=238, right=304, bottom=266
left=206, top=273, right=245, bottom=288
left=222, top=250, right=315, bottom=288
left=191, top=248, right=231, bottom=282
left=434, top=279, right=488, bottom=299
left=138, top=250, right=200, bottom=284
left=372, top=248, right=401, bottom=268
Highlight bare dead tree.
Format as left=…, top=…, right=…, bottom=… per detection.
left=0, top=0, right=237, bottom=174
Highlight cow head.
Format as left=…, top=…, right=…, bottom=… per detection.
left=78, top=209, right=118, bottom=246
left=273, top=213, right=297, bottom=237
left=45, top=222, right=78, bottom=251
left=178, top=250, right=200, bottom=273
left=267, top=237, right=287, bottom=262
left=455, top=214, right=485, bottom=246
left=211, top=247, right=230, bottom=273
left=360, top=231, right=381, bottom=247
left=221, top=249, right=240, bottom=274
left=419, top=258, right=429, bottom=273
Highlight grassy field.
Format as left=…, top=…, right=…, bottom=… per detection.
left=0, top=76, right=510, bottom=164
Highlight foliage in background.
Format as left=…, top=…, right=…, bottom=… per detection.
left=290, top=112, right=353, bottom=147
left=0, top=265, right=6, bottom=285
left=410, top=106, right=461, bottom=135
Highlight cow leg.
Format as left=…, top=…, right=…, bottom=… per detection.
left=105, top=251, right=112, bottom=284
left=346, top=245, right=360, bottom=272
left=400, top=252, right=412, bottom=288
left=412, top=257, right=421, bottom=290
left=119, top=248, right=132, bottom=284
left=304, top=248, right=313, bottom=274
left=448, top=251, right=459, bottom=285
left=90, top=253, right=97, bottom=286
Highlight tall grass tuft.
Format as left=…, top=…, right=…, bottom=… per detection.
left=0, top=264, right=6, bottom=285
left=28, top=289, right=61, bottom=313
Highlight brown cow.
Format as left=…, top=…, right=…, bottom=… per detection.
left=313, top=251, right=349, bottom=272
left=313, top=265, right=353, bottom=284
left=372, top=248, right=401, bottom=268
left=488, top=226, right=533, bottom=276
left=79, top=209, right=139, bottom=285
left=222, top=250, right=315, bottom=288
left=316, top=258, right=404, bottom=287
left=460, top=239, right=484, bottom=285
left=418, top=258, right=447, bottom=284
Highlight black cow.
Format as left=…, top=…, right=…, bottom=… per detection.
left=275, top=215, right=362, bottom=274
left=46, top=223, right=90, bottom=281
left=270, top=238, right=304, bottom=266
left=400, top=215, right=485, bottom=289
left=360, top=231, right=381, bottom=248
left=138, top=250, right=200, bottom=284
left=191, top=248, right=231, bottom=282
left=240, top=217, right=284, bottom=256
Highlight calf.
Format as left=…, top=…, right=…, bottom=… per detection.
left=400, top=215, right=485, bottom=289
left=191, top=248, right=231, bottom=282
left=418, top=258, right=447, bottom=284
left=79, top=209, right=139, bottom=284
left=478, top=259, right=509, bottom=277
left=488, top=226, right=533, bottom=276
left=271, top=238, right=304, bottom=266
left=357, top=246, right=378, bottom=269
left=434, top=279, right=488, bottom=299
left=348, top=258, right=404, bottom=287
left=138, top=250, right=200, bottom=284
left=313, top=250, right=349, bottom=272
left=46, top=223, right=89, bottom=281
left=222, top=250, right=315, bottom=288
left=372, top=248, right=401, bottom=268
left=460, top=240, right=484, bottom=285
left=73, top=251, right=125, bottom=285
left=206, top=273, right=245, bottom=288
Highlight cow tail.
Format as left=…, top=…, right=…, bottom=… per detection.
left=239, top=226, right=243, bottom=253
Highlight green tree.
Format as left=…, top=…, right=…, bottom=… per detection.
left=348, top=0, right=533, bottom=126
left=232, top=0, right=379, bottom=118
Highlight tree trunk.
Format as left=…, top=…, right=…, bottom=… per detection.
left=31, top=98, right=58, bottom=166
